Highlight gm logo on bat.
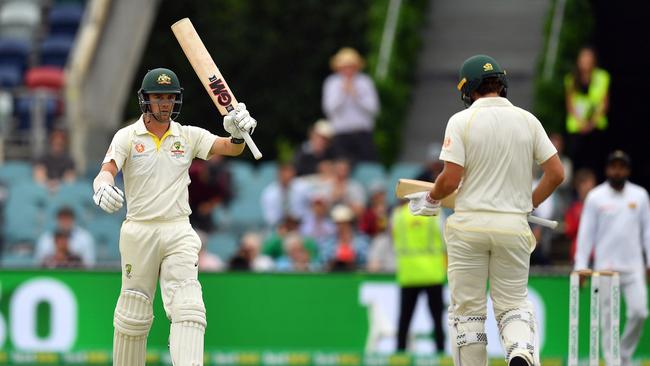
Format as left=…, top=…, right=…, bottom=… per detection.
left=208, top=75, right=232, bottom=107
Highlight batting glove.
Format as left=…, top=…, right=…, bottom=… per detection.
left=93, top=184, right=125, bottom=213
left=224, top=103, right=257, bottom=139
left=404, top=191, right=441, bottom=216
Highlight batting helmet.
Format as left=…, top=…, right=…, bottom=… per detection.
left=138, top=68, right=183, bottom=120
left=457, top=55, right=507, bottom=107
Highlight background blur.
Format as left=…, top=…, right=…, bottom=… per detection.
left=1, top=0, right=649, bottom=365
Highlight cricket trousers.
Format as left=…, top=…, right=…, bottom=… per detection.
left=444, top=211, right=539, bottom=365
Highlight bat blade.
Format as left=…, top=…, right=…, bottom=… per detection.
left=396, top=178, right=558, bottom=229
left=171, top=18, right=262, bottom=160
left=395, top=178, right=456, bottom=209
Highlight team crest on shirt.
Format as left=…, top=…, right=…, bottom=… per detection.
left=171, top=140, right=185, bottom=158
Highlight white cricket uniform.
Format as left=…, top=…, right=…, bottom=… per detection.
left=103, top=116, right=217, bottom=316
left=574, top=182, right=650, bottom=364
left=440, top=97, right=556, bottom=365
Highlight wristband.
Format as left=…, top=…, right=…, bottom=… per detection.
left=230, top=137, right=245, bottom=144
left=426, top=192, right=439, bottom=205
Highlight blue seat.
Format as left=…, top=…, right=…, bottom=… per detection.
left=256, top=161, right=277, bottom=187
left=0, top=64, right=22, bottom=88
left=6, top=180, right=49, bottom=207
left=0, top=160, right=33, bottom=185
left=0, top=38, right=30, bottom=73
left=229, top=160, right=254, bottom=187
left=206, top=232, right=239, bottom=261
left=352, top=161, right=386, bottom=189
left=87, top=216, right=122, bottom=263
left=40, top=36, right=74, bottom=67
left=14, top=93, right=59, bottom=130
left=0, top=252, right=34, bottom=268
left=48, top=4, right=83, bottom=37
left=386, top=162, right=423, bottom=205
left=3, top=202, right=45, bottom=244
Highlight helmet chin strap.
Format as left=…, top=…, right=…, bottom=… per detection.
left=145, top=112, right=170, bottom=124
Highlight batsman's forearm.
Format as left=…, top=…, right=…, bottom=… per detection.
left=430, top=174, right=458, bottom=201
left=211, top=136, right=246, bottom=156
left=532, top=175, right=561, bottom=209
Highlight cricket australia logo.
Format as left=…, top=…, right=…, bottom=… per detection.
left=125, top=264, right=132, bottom=279
left=157, top=74, right=172, bottom=85
left=171, top=140, right=185, bottom=158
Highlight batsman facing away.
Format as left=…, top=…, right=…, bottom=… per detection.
left=403, top=55, right=564, bottom=366
left=92, top=68, right=257, bottom=365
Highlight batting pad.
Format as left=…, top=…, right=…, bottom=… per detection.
left=497, top=308, right=537, bottom=365
left=170, top=279, right=206, bottom=366
left=449, top=312, right=488, bottom=366
left=113, top=289, right=154, bottom=366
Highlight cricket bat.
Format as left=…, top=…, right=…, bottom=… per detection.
left=395, top=178, right=558, bottom=229
left=171, top=18, right=262, bottom=160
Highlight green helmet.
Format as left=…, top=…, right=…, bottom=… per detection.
left=138, top=68, right=183, bottom=120
left=457, top=55, right=507, bottom=107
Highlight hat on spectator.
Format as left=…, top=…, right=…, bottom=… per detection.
left=330, top=47, right=365, bottom=71
left=331, top=204, right=355, bottom=223
left=313, top=119, right=334, bottom=138
left=607, top=150, right=630, bottom=166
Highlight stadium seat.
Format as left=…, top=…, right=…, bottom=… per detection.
left=0, top=160, right=33, bottom=186
left=0, top=64, right=22, bottom=88
left=212, top=198, right=265, bottom=234
left=388, top=162, right=421, bottom=182
left=14, top=93, right=59, bottom=130
left=3, top=201, right=45, bottom=244
left=25, top=66, right=65, bottom=90
left=5, top=180, right=48, bottom=207
left=87, top=215, right=122, bottom=263
left=39, top=36, right=74, bottom=67
left=47, top=4, right=84, bottom=37
left=229, top=160, right=254, bottom=186
left=352, top=161, right=386, bottom=189
left=256, top=161, right=277, bottom=187
left=206, top=231, right=238, bottom=261
left=0, top=1, right=41, bottom=41
left=0, top=38, right=30, bottom=74
left=0, top=252, right=34, bottom=268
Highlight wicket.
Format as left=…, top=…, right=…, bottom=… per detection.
left=568, top=270, right=621, bottom=366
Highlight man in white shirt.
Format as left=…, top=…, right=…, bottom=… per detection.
left=322, top=47, right=380, bottom=162
left=34, top=206, right=95, bottom=267
left=91, top=68, right=257, bottom=366
left=575, top=150, right=650, bottom=366
left=405, top=55, right=564, bottom=366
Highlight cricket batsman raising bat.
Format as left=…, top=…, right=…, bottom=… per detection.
left=91, top=26, right=258, bottom=365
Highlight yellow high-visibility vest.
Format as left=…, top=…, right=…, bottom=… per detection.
left=391, top=204, right=446, bottom=286
left=564, top=68, right=610, bottom=133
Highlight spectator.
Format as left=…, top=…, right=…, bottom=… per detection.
left=322, top=47, right=380, bottom=162
left=34, top=206, right=95, bottom=267
left=564, top=169, right=596, bottom=261
left=33, top=128, right=76, bottom=191
left=41, top=230, right=83, bottom=269
left=358, top=182, right=389, bottom=238
left=329, top=158, right=367, bottom=217
left=366, top=232, right=395, bottom=273
left=261, top=163, right=305, bottom=229
left=275, top=232, right=319, bottom=272
left=188, top=155, right=233, bottom=232
left=391, top=202, right=446, bottom=353
left=196, top=230, right=224, bottom=272
left=416, top=142, right=444, bottom=182
left=293, top=119, right=336, bottom=176
left=565, top=46, right=610, bottom=175
left=263, top=215, right=319, bottom=261
left=299, top=192, right=336, bottom=250
left=322, top=204, right=369, bottom=271
left=229, top=232, right=274, bottom=271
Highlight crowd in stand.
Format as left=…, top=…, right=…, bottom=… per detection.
left=0, top=44, right=622, bottom=274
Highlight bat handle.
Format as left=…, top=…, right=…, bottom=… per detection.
left=527, top=215, right=558, bottom=229
left=241, top=130, right=262, bottom=160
